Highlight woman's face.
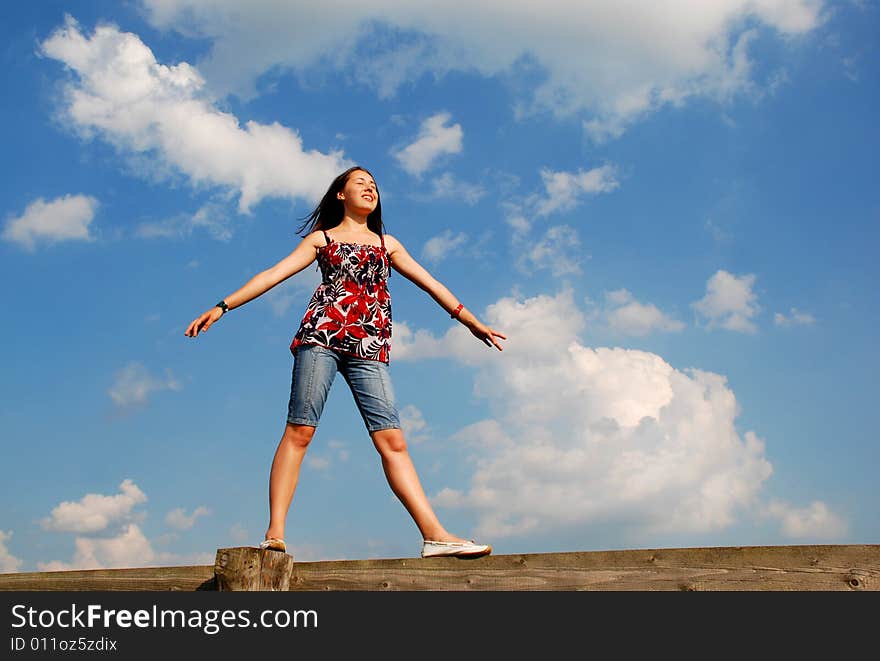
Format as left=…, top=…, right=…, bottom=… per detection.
left=337, top=169, right=378, bottom=215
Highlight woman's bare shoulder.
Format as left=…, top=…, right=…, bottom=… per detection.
left=383, top=233, right=404, bottom=252
left=302, top=230, right=327, bottom=248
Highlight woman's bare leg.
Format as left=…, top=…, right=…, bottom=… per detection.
left=265, top=423, right=316, bottom=541
left=370, top=428, right=469, bottom=542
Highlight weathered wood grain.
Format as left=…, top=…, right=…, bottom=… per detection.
left=214, top=546, right=295, bottom=591
left=1, top=545, right=877, bottom=591
left=286, top=544, right=880, bottom=591
left=0, top=565, right=215, bottom=591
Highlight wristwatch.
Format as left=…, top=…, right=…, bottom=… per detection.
left=215, top=300, right=229, bottom=314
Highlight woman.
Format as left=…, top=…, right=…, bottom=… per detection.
left=185, top=166, right=506, bottom=559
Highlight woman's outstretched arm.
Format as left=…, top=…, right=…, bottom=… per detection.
left=184, top=231, right=324, bottom=338
left=385, top=234, right=506, bottom=351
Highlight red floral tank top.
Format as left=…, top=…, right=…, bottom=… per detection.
left=290, top=230, right=392, bottom=363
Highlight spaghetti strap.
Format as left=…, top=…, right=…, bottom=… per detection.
left=315, top=230, right=331, bottom=272
left=381, top=233, right=391, bottom=278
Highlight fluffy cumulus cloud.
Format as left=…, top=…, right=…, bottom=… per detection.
left=40, top=18, right=349, bottom=214
left=141, top=0, right=824, bottom=138
left=36, top=522, right=214, bottom=571
left=38, top=523, right=156, bottom=571
left=691, top=269, right=760, bottom=333
left=2, top=194, right=98, bottom=251
left=392, top=112, right=463, bottom=176
left=603, top=289, right=685, bottom=336
left=165, top=506, right=211, bottom=530
left=532, top=165, right=620, bottom=217
left=108, top=361, right=181, bottom=409
left=395, top=288, right=841, bottom=543
left=41, top=479, right=147, bottom=533
left=763, top=501, right=847, bottom=539
left=0, top=530, right=23, bottom=573
left=37, top=482, right=214, bottom=571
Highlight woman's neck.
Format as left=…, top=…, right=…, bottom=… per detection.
left=334, top=214, right=372, bottom=234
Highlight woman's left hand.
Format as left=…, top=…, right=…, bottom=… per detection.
left=468, top=320, right=507, bottom=351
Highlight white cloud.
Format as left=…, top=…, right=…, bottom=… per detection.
left=40, top=18, right=349, bottom=214
left=165, top=505, right=211, bottom=530
left=108, top=361, right=182, bottom=409
left=501, top=165, right=617, bottom=279
left=399, top=404, right=430, bottom=444
left=36, top=523, right=212, bottom=571
left=691, top=269, right=760, bottom=333
left=393, top=321, right=460, bottom=362
left=37, top=482, right=216, bottom=571
left=505, top=212, right=531, bottom=237
left=141, top=1, right=824, bottom=138
left=135, top=201, right=233, bottom=241
left=37, top=523, right=156, bottom=571
left=392, top=112, right=463, bottom=176
left=418, top=172, right=485, bottom=205
left=603, top=289, right=685, bottom=336
left=0, top=530, right=23, bottom=573
left=41, top=479, right=147, bottom=533
left=451, top=419, right=513, bottom=449
left=532, top=165, right=619, bottom=217
left=774, top=307, right=816, bottom=326
left=517, top=225, right=584, bottom=277
left=763, top=500, right=847, bottom=539
left=2, top=194, right=98, bottom=251
left=422, top=229, right=468, bottom=263
left=397, top=288, right=788, bottom=542
left=397, top=287, right=587, bottom=366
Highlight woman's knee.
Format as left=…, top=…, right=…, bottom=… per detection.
left=283, top=423, right=317, bottom=449
left=371, top=428, right=407, bottom=455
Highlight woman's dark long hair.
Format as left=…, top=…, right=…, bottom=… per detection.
left=296, top=166, right=384, bottom=237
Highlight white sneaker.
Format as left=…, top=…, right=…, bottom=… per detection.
left=421, top=539, right=492, bottom=558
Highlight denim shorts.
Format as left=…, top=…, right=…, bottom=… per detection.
left=287, top=344, right=401, bottom=433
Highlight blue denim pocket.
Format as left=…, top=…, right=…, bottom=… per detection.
left=287, top=344, right=338, bottom=426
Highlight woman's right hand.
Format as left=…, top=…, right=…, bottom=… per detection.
left=185, top=306, right=224, bottom=338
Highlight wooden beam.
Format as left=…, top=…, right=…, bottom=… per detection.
left=1, top=544, right=877, bottom=591
left=284, top=544, right=880, bottom=591
left=0, top=565, right=215, bottom=591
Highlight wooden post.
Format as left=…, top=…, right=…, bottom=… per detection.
left=214, top=547, right=295, bottom=591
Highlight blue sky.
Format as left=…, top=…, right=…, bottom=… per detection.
left=1, top=0, right=877, bottom=572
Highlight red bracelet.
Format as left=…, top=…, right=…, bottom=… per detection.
left=451, top=303, right=464, bottom=319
